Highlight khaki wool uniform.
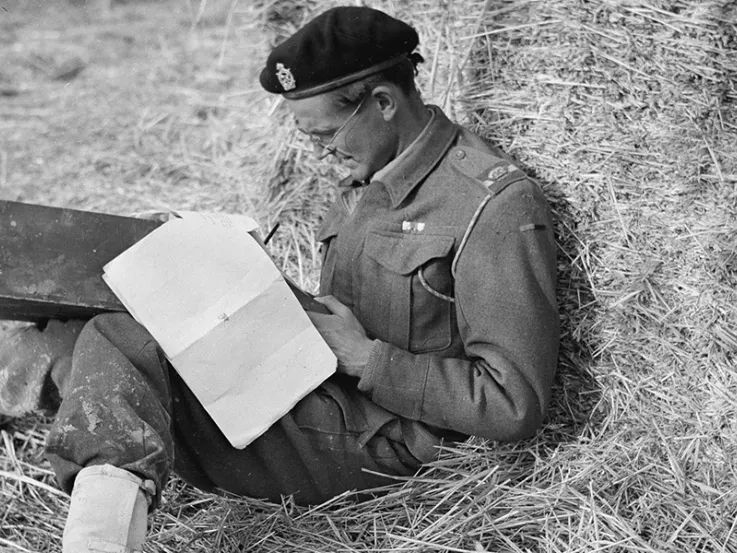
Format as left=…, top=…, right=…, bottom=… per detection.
left=3, top=106, right=558, bottom=507
left=0, top=11, right=561, bottom=547
left=316, top=106, right=559, bottom=464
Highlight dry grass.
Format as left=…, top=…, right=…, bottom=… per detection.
left=2, top=0, right=737, bottom=552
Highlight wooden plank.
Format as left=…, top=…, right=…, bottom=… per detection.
left=0, top=200, right=328, bottom=322
left=0, top=200, right=161, bottom=322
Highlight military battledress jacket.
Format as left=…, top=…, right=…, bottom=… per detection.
left=316, top=106, right=560, bottom=461
left=37, top=106, right=559, bottom=506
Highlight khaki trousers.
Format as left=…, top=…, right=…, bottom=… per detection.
left=39, top=313, right=428, bottom=506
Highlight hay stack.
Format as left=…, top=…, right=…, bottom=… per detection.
left=2, top=0, right=736, bottom=552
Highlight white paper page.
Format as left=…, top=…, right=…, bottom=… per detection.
left=102, top=215, right=336, bottom=448
left=103, top=209, right=261, bottom=324
left=172, top=210, right=260, bottom=234
left=172, top=278, right=335, bottom=448
left=105, top=219, right=272, bottom=356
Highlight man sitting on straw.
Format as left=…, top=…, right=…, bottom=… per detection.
left=0, top=6, right=559, bottom=552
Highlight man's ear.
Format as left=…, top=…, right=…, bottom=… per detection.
left=370, top=85, right=398, bottom=122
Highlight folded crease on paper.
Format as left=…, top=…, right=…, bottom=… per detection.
left=102, top=211, right=336, bottom=449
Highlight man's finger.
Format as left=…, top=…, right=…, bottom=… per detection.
left=131, top=210, right=176, bottom=223
left=306, top=311, right=328, bottom=325
left=306, top=311, right=342, bottom=330
left=315, top=295, right=352, bottom=318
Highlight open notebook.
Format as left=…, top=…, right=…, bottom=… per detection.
left=102, top=211, right=336, bottom=449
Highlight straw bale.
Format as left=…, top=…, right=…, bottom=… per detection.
left=2, top=0, right=737, bottom=552
left=456, top=0, right=737, bottom=551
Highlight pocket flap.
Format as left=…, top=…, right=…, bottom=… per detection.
left=364, top=233, right=454, bottom=275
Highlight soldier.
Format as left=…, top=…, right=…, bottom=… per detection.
left=0, top=6, right=559, bottom=552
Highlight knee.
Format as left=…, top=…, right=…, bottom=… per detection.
left=84, top=312, right=140, bottom=339
left=74, top=313, right=170, bottom=401
left=80, top=313, right=156, bottom=357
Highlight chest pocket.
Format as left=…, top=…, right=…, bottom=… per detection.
left=358, top=232, right=455, bottom=353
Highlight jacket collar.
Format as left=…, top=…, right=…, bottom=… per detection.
left=372, top=105, right=459, bottom=209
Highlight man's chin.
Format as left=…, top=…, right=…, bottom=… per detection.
left=347, top=164, right=374, bottom=183
left=332, top=158, right=372, bottom=183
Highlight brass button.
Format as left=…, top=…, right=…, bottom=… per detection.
left=455, top=149, right=466, bottom=160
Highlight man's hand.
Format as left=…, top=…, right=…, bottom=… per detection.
left=307, top=295, right=374, bottom=378
left=131, top=210, right=179, bottom=223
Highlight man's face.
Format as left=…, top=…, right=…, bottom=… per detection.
left=287, top=91, right=396, bottom=183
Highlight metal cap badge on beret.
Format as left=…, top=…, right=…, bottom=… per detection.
left=260, top=6, right=419, bottom=100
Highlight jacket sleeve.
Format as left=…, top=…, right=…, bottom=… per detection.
left=356, top=179, right=559, bottom=441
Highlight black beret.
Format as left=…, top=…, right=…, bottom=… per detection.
left=260, top=6, right=419, bottom=99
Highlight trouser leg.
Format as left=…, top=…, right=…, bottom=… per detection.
left=45, top=313, right=173, bottom=507
left=171, top=373, right=431, bottom=504
left=0, top=319, right=85, bottom=417
left=46, top=312, right=439, bottom=507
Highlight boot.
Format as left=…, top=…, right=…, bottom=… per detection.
left=0, top=319, right=85, bottom=417
left=63, top=464, right=150, bottom=553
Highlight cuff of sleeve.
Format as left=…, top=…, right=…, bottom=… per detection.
left=357, top=339, right=385, bottom=394
left=357, top=341, right=427, bottom=420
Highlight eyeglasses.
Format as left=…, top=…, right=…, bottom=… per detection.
left=297, top=93, right=369, bottom=159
